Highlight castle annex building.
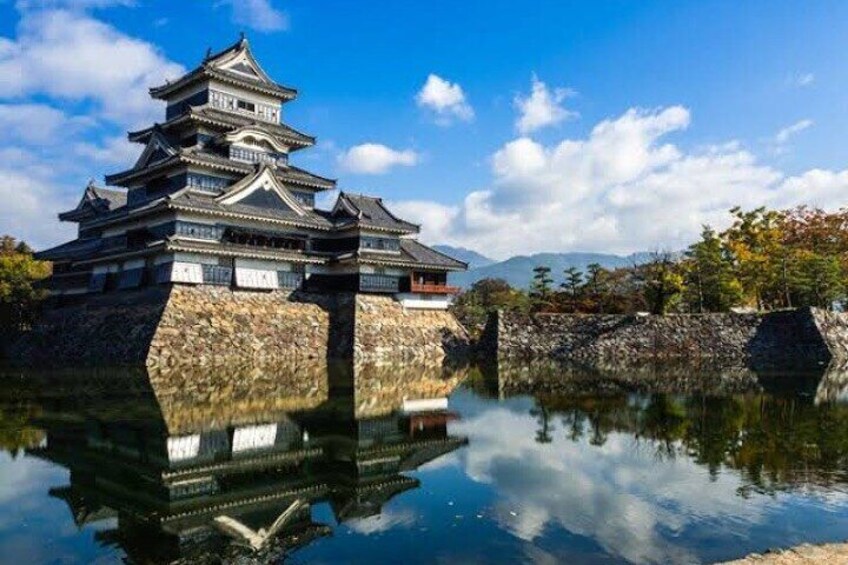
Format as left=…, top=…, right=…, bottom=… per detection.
left=38, top=37, right=465, bottom=310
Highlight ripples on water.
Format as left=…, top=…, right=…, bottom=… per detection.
left=0, top=360, right=847, bottom=564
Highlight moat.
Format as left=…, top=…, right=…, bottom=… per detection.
left=1, top=361, right=847, bottom=564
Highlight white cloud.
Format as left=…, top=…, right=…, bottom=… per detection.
left=346, top=507, right=417, bottom=535
left=216, top=0, right=289, bottom=33
left=338, top=143, right=420, bottom=175
left=416, top=74, right=474, bottom=125
left=774, top=119, right=813, bottom=144
left=0, top=6, right=181, bottom=248
left=0, top=8, right=184, bottom=125
left=451, top=401, right=803, bottom=564
left=390, top=199, right=460, bottom=243
left=396, top=106, right=848, bottom=259
left=792, top=72, right=815, bottom=88
left=73, top=134, right=140, bottom=167
left=0, top=103, right=94, bottom=144
left=514, top=75, right=577, bottom=134
left=0, top=165, right=76, bottom=246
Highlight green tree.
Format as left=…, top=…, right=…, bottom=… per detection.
left=529, top=265, right=554, bottom=311
left=561, top=266, right=583, bottom=297
left=0, top=236, right=50, bottom=340
left=683, top=226, right=743, bottom=312
left=636, top=252, right=684, bottom=315
left=450, top=278, right=530, bottom=335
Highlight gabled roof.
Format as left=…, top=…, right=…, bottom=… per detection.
left=127, top=107, right=316, bottom=150
left=149, top=37, right=297, bottom=101
left=58, top=182, right=127, bottom=223
left=216, top=164, right=308, bottom=216
left=105, top=148, right=336, bottom=191
left=355, top=239, right=468, bottom=271
left=167, top=189, right=335, bottom=231
left=331, top=193, right=420, bottom=234
left=132, top=129, right=177, bottom=170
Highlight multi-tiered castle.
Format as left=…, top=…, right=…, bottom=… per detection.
left=38, top=37, right=465, bottom=310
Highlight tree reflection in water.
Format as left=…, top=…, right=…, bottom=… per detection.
left=500, top=360, right=848, bottom=494
left=0, top=359, right=847, bottom=563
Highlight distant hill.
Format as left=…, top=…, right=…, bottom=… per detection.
left=442, top=250, right=654, bottom=289
left=432, top=245, right=497, bottom=269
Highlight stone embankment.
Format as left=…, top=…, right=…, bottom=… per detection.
left=482, top=307, right=848, bottom=367
left=353, top=294, right=469, bottom=362
left=9, top=285, right=470, bottom=367
left=719, top=542, right=848, bottom=564
left=149, top=285, right=335, bottom=367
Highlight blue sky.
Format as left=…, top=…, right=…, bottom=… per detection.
left=2, top=0, right=848, bottom=258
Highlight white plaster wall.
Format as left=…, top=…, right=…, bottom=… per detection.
left=396, top=293, right=452, bottom=310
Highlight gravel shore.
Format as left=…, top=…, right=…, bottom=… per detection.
left=720, top=543, right=848, bottom=564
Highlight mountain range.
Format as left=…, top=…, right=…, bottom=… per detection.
left=433, top=245, right=653, bottom=289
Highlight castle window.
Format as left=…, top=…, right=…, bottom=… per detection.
left=209, top=89, right=279, bottom=123
left=237, top=99, right=256, bottom=112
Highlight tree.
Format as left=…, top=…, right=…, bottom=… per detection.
left=561, top=267, right=583, bottom=297
left=529, top=265, right=554, bottom=311
left=0, top=235, right=50, bottom=340
left=450, top=278, right=530, bottom=335
left=683, top=226, right=742, bottom=312
left=584, top=263, right=607, bottom=313
left=723, top=207, right=784, bottom=310
left=636, top=252, right=684, bottom=315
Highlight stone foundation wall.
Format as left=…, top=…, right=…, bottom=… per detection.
left=10, top=286, right=469, bottom=367
left=148, top=285, right=335, bottom=368
left=352, top=294, right=470, bottom=362
left=8, top=287, right=170, bottom=366
left=485, top=307, right=845, bottom=367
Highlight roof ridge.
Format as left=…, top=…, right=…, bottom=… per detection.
left=403, top=239, right=468, bottom=268
left=202, top=35, right=247, bottom=64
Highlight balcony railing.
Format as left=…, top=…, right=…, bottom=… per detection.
left=410, top=282, right=461, bottom=295
left=360, top=274, right=401, bottom=293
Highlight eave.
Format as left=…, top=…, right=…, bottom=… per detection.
left=105, top=153, right=335, bottom=191
left=165, top=240, right=328, bottom=265
left=166, top=201, right=335, bottom=232
left=74, top=241, right=167, bottom=266
left=149, top=67, right=297, bottom=101
left=346, top=254, right=467, bottom=272
left=128, top=108, right=316, bottom=150
left=332, top=222, right=420, bottom=236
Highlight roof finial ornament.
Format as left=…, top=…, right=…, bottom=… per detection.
left=239, top=31, right=246, bottom=43
left=205, top=47, right=212, bottom=60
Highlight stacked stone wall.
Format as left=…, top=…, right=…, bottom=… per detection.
left=486, top=307, right=844, bottom=367
left=148, top=285, right=333, bottom=368
left=352, top=294, right=470, bottom=362
left=8, top=287, right=170, bottom=366
left=9, top=286, right=470, bottom=367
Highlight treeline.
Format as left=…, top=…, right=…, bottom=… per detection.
left=452, top=206, right=848, bottom=330
left=0, top=235, right=51, bottom=342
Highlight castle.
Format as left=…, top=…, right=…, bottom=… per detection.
left=37, top=36, right=465, bottom=311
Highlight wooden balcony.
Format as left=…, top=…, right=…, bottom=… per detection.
left=410, top=282, right=461, bottom=295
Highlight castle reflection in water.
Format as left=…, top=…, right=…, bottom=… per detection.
left=14, top=362, right=468, bottom=562
left=3, top=359, right=848, bottom=563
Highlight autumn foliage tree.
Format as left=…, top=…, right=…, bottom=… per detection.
left=454, top=205, right=847, bottom=323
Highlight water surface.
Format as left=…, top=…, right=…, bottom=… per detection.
left=1, top=361, right=846, bottom=564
